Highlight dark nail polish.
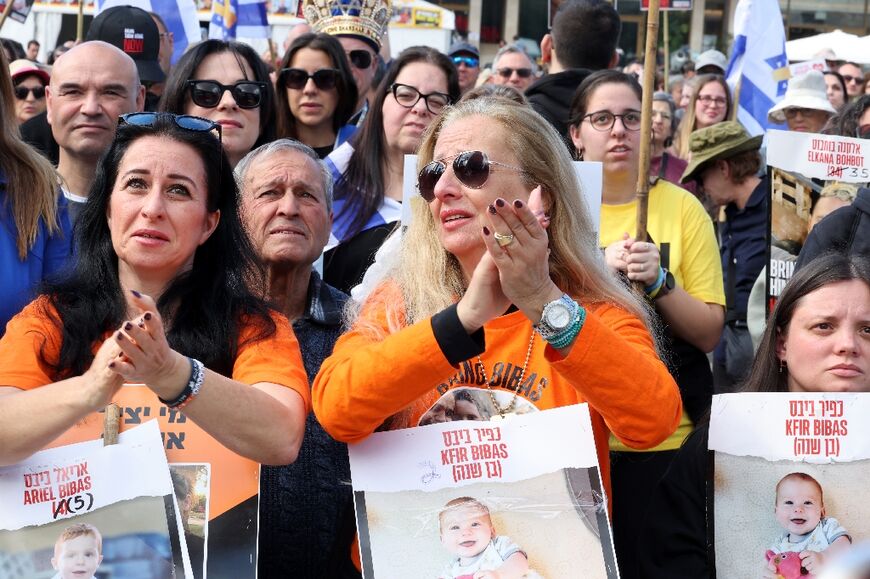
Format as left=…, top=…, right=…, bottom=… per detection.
left=144, top=312, right=152, bottom=320
left=117, top=332, right=124, bottom=340
left=138, top=321, right=145, bottom=328
left=514, top=199, right=524, bottom=208
left=124, top=322, right=132, bottom=331
left=131, top=290, right=142, bottom=298
left=488, top=204, right=497, bottom=214
left=108, top=362, right=115, bottom=369
left=495, top=198, right=505, bottom=208
left=483, top=226, right=490, bottom=235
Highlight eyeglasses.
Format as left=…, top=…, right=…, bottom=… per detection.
left=417, top=151, right=529, bottom=202
left=842, top=74, right=862, bottom=84
left=119, top=112, right=222, bottom=140
left=187, top=80, right=266, bottom=109
left=581, top=110, right=642, bottom=132
left=452, top=55, right=479, bottom=68
left=496, top=67, right=532, bottom=79
left=858, top=124, right=870, bottom=139
left=697, top=94, right=727, bottom=107
left=783, top=107, right=826, bottom=120
left=14, top=85, right=45, bottom=100
left=390, top=83, right=451, bottom=115
left=347, top=49, right=373, bottom=69
left=280, top=68, right=339, bottom=91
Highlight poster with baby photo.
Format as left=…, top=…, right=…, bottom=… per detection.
left=348, top=403, right=619, bottom=579
left=710, top=393, right=870, bottom=578
left=764, top=130, right=867, bottom=312
left=0, top=421, right=185, bottom=579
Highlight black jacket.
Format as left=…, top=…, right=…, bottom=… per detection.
left=525, top=68, right=592, bottom=150
left=796, top=187, right=870, bottom=270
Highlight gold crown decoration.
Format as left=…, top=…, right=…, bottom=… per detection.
left=303, top=0, right=392, bottom=49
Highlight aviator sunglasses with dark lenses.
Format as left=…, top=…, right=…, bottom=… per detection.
left=187, top=80, right=266, bottom=109
left=496, top=67, right=532, bottom=79
left=417, top=151, right=528, bottom=202
left=120, top=112, right=222, bottom=140
left=14, top=85, right=46, bottom=100
left=347, top=49, right=373, bottom=69
left=280, top=68, right=340, bottom=90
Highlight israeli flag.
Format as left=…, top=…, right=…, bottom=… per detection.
left=96, top=0, right=201, bottom=65
left=725, top=0, right=788, bottom=136
left=209, top=0, right=270, bottom=39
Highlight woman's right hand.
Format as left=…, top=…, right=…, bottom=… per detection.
left=457, top=249, right=511, bottom=333
left=82, top=336, right=126, bottom=411
left=604, top=233, right=632, bottom=274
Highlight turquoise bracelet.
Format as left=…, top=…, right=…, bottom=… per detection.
left=644, top=266, right=666, bottom=296
left=547, top=306, right=587, bottom=349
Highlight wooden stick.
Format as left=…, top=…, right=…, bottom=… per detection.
left=76, top=0, right=85, bottom=43
left=0, top=0, right=16, bottom=33
left=268, top=38, right=278, bottom=70
left=635, top=0, right=661, bottom=262
left=663, top=12, right=670, bottom=94
left=103, top=403, right=121, bottom=446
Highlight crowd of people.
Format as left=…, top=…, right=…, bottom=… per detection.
left=1, top=0, right=869, bottom=577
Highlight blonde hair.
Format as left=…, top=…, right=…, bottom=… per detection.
left=439, top=496, right=491, bottom=530
left=54, top=523, right=103, bottom=558
left=0, top=48, right=61, bottom=259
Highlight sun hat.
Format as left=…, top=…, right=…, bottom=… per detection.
left=767, top=70, right=836, bottom=123
left=681, top=121, right=763, bottom=183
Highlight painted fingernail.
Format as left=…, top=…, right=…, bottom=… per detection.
left=108, top=362, right=115, bottom=369
left=495, top=198, right=505, bottom=208
left=138, top=321, right=145, bottom=328
left=482, top=226, right=490, bottom=235
left=144, top=312, right=152, bottom=320
left=118, top=352, right=124, bottom=357
left=116, top=332, right=124, bottom=340
left=488, top=204, right=497, bottom=214
left=514, top=199, right=524, bottom=208
left=131, top=290, right=142, bottom=298
left=124, top=322, right=133, bottom=331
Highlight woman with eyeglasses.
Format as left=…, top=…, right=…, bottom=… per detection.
left=313, top=95, right=680, bottom=512
left=159, top=40, right=276, bottom=167
left=275, top=33, right=358, bottom=159
left=673, top=74, right=733, bottom=161
left=0, top=50, right=71, bottom=338
left=9, top=59, right=49, bottom=125
left=568, top=70, right=725, bottom=579
left=322, top=46, right=460, bottom=294
left=0, top=112, right=308, bottom=470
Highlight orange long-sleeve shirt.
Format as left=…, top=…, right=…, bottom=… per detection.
left=312, top=293, right=682, bottom=498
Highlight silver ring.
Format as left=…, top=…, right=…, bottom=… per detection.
left=494, top=232, right=515, bottom=247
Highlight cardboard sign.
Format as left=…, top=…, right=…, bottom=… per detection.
left=0, top=421, right=186, bottom=579
left=349, top=404, right=619, bottom=578
left=641, top=0, right=692, bottom=10
left=710, top=394, right=870, bottom=577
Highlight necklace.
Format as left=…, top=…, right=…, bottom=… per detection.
left=478, top=328, right=537, bottom=420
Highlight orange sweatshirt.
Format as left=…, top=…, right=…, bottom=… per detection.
left=312, top=292, right=682, bottom=497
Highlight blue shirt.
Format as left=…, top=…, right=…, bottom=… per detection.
left=0, top=172, right=73, bottom=336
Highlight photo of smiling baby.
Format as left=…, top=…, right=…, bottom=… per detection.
left=438, top=496, right=543, bottom=579
left=766, top=472, right=852, bottom=576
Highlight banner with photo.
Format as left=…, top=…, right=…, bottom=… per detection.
left=349, top=403, right=619, bottom=579
left=39, top=385, right=260, bottom=578
left=710, top=393, right=870, bottom=577
left=0, top=421, right=185, bottom=579
left=764, top=130, right=868, bottom=312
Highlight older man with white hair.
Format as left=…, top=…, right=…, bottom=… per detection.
left=490, top=44, right=537, bottom=93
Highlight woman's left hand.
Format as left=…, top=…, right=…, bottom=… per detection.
left=623, top=237, right=661, bottom=287
left=109, top=291, right=189, bottom=400
left=482, top=186, right=561, bottom=320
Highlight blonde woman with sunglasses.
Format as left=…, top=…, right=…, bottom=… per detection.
left=313, top=96, right=681, bottom=502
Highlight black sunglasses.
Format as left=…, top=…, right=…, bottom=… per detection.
left=14, top=85, right=45, bottom=100
left=496, top=67, right=532, bottom=79
left=418, top=151, right=528, bottom=202
left=187, top=80, right=266, bottom=110
left=119, top=112, right=222, bottom=140
left=347, top=49, right=373, bottom=69
left=280, top=68, right=340, bottom=90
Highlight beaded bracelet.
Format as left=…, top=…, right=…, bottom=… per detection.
left=547, top=305, right=587, bottom=349
left=159, top=357, right=205, bottom=410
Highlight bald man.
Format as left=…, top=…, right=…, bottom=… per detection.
left=47, top=41, right=144, bottom=221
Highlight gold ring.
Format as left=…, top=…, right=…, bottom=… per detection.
left=494, top=232, right=515, bottom=247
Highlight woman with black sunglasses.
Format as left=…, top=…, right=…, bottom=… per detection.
left=159, top=40, right=276, bottom=167
left=323, top=46, right=460, bottom=294
left=275, top=33, right=357, bottom=159
left=313, top=97, right=680, bottom=522
left=9, top=59, right=49, bottom=126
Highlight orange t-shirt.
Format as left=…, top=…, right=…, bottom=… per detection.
left=312, top=289, right=682, bottom=499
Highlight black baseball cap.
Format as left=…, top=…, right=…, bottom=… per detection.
left=87, top=6, right=165, bottom=83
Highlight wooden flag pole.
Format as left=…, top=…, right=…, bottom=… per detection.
left=663, top=12, right=670, bottom=94
left=635, top=0, right=661, bottom=278
left=76, top=0, right=85, bottom=42
left=103, top=403, right=121, bottom=446
left=0, top=0, right=16, bottom=33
